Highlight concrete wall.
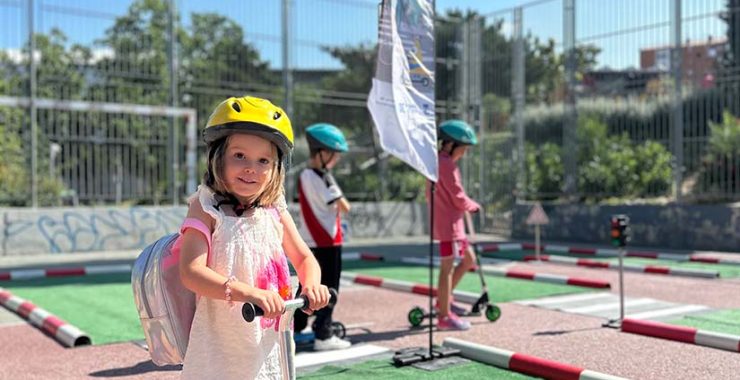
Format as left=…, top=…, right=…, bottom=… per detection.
left=512, top=203, right=740, bottom=252
left=0, top=202, right=426, bottom=256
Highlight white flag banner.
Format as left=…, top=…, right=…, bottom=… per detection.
left=367, top=0, right=437, bottom=181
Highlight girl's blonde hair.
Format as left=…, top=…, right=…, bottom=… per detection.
left=204, top=135, right=285, bottom=207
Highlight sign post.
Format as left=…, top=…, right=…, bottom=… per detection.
left=525, top=202, right=549, bottom=262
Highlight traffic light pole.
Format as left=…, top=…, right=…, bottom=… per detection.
left=605, top=214, right=629, bottom=329
left=618, top=246, right=625, bottom=324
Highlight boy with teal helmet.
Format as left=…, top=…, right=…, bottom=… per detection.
left=295, top=123, right=352, bottom=351
left=427, top=119, right=481, bottom=331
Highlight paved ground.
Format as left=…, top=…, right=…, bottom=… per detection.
left=2, top=235, right=740, bottom=379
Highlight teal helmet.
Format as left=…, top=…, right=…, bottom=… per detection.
left=438, top=119, right=477, bottom=146
left=305, top=123, right=349, bottom=152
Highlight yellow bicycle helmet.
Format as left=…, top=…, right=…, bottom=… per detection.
left=203, top=96, right=294, bottom=156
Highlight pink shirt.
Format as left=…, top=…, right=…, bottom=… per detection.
left=426, top=151, right=480, bottom=241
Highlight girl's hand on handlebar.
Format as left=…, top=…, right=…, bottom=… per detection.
left=300, top=284, right=330, bottom=315
left=246, top=288, right=285, bottom=319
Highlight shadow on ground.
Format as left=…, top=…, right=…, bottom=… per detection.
left=89, top=361, right=181, bottom=377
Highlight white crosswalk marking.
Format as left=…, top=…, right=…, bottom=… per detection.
left=562, top=298, right=655, bottom=314
left=516, top=292, right=613, bottom=307
left=517, top=292, right=713, bottom=321
left=295, top=344, right=389, bottom=369
left=626, top=304, right=709, bottom=320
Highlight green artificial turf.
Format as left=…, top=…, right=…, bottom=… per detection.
left=667, top=309, right=740, bottom=336
left=3, top=273, right=143, bottom=345
left=299, top=358, right=535, bottom=379
left=601, top=257, right=740, bottom=278
left=345, top=261, right=594, bottom=303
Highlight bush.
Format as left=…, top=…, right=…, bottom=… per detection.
left=695, top=111, right=740, bottom=199
left=521, top=114, right=673, bottom=200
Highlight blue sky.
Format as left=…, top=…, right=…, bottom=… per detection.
left=0, top=0, right=728, bottom=70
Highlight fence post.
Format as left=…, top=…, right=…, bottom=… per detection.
left=282, top=0, right=294, bottom=117
left=28, top=0, right=38, bottom=208
left=670, top=0, right=684, bottom=201
left=459, top=19, right=470, bottom=188
left=461, top=17, right=484, bottom=226
left=282, top=0, right=294, bottom=203
left=167, top=0, right=179, bottom=205
left=512, top=7, right=525, bottom=202
left=563, top=0, right=577, bottom=197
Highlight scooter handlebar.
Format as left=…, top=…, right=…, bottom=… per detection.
left=242, top=288, right=338, bottom=322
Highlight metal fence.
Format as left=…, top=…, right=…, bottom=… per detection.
left=459, top=0, right=740, bottom=234
left=1, top=0, right=739, bottom=234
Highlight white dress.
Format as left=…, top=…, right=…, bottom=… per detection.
left=182, top=185, right=292, bottom=380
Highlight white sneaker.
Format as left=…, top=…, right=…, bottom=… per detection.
left=313, top=335, right=351, bottom=351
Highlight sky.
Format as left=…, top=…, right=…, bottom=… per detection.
left=0, top=0, right=729, bottom=70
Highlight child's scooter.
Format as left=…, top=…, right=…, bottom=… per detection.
left=407, top=213, right=501, bottom=327
left=243, top=288, right=338, bottom=380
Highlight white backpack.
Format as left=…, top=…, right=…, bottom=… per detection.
left=131, top=218, right=211, bottom=366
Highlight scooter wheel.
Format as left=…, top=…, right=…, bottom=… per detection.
left=331, top=321, right=347, bottom=339
left=408, top=306, right=425, bottom=327
left=485, top=304, right=501, bottom=322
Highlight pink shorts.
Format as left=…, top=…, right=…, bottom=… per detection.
left=439, top=239, right=469, bottom=259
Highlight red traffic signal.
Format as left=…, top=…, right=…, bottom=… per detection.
left=610, top=215, right=630, bottom=247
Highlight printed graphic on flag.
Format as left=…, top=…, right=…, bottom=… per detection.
left=367, top=0, right=437, bottom=181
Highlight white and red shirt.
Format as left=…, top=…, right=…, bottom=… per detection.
left=298, top=168, right=343, bottom=248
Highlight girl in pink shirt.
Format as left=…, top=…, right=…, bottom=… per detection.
left=426, top=119, right=480, bottom=331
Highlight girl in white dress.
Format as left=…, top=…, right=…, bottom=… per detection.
left=178, top=96, right=329, bottom=380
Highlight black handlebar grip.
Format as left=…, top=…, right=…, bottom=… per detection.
left=328, top=287, right=338, bottom=307
left=242, top=288, right=338, bottom=322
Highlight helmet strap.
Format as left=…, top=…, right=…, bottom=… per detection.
left=319, top=150, right=335, bottom=170
left=441, top=141, right=458, bottom=155
left=214, top=192, right=259, bottom=217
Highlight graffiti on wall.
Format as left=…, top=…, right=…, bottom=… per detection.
left=1, top=201, right=425, bottom=255
left=2, top=207, right=186, bottom=255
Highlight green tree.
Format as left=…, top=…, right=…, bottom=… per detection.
left=33, top=29, right=86, bottom=100
left=434, top=10, right=601, bottom=106
left=93, top=0, right=173, bottom=104
left=180, top=12, right=278, bottom=119
left=719, top=0, right=740, bottom=115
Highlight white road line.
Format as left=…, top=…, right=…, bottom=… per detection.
left=626, top=304, right=709, bottom=320
left=516, top=292, right=613, bottom=307
left=562, top=298, right=655, bottom=314
left=295, top=344, right=389, bottom=369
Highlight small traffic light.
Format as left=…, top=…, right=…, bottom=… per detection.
left=610, top=215, right=630, bottom=247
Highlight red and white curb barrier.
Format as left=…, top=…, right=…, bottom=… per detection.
left=525, top=255, right=719, bottom=279
left=443, top=337, right=627, bottom=380
left=483, top=242, right=690, bottom=260
left=399, top=257, right=610, bottom=289
left=0, top=287, right=91, bottom=347
left=340, top=272, right=480, bottom=304
left=621, top=318, right=740, bottom=353
left=0, top=264, right=132, bottom=281
left=689, top=256, right=740, bottom=266
left=482, top=242, right=740, bottom=266
left=344, top=252, right=384, bottom=261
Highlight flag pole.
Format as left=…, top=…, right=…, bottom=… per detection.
left=428, top=181, right=435, bottom=358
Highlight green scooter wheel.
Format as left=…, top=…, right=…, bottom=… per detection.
left=486, top=304, right=501, bottom=322
left=408, top=306, right=425, bottom=327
